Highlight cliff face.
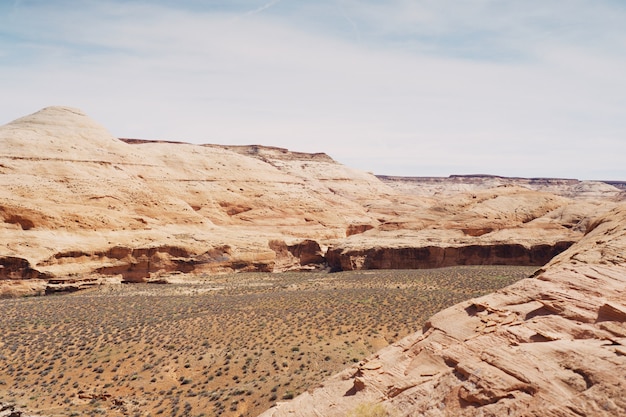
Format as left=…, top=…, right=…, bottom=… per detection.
left=0, top=106, right=619, bottom=296
left=2, top=107, right=625, bottom=415
left=259, top=205, right=626, bottom=417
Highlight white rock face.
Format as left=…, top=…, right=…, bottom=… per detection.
left=379, top=175, right=624, bottom=200
left=0, top=107, right=398, bottom=284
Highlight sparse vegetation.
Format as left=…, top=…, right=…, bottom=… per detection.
left=0, top=266, right=535, bottom=417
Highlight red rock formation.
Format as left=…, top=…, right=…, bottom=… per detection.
left=0, top=256, right=48, bottom=280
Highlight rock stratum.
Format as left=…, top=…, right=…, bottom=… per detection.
left=0, top=106, right=622, bottom=296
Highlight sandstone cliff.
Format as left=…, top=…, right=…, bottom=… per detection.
left=259, top=205, right=626, bottom=417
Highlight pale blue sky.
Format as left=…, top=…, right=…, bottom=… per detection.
left=2, top=0, right=626, bottom=179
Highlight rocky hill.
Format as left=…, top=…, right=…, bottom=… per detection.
left=259, top=200, right=626, bottom=417
left=0, top=106, right=620, bottom=297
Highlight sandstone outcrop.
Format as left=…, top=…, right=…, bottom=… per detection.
left=259, top=205, right=626, bottom=417
left=324, top=185, right=612, bottom=272
left=0, top=106, right=620, bottom=297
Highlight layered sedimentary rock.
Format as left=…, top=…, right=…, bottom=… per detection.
left=0, top=106, right=619, bottom=296
left=324, top=185, right=613, bottom=272
left=259, top=205, right=626, bottom=417
left=0, top=107, right=394, bottom=292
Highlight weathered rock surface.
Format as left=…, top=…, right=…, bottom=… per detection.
left=326, top=241, right=575, bottom=271
left=259, top=205, right=626, bottom=417
left=324, top=185, right=613, bottom=272
left=2, top=107, right=626, bottom=416
left=0, top=107, right=621, bottom=297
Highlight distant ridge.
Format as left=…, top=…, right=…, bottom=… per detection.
left=377, top=174, right=626, bottom=191
left=604, top=180, right=626, bottom=190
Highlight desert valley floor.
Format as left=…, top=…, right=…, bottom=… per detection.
left=0, top=266, right=535, bottom=417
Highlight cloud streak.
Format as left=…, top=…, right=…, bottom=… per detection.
left=1, top=0, right=625, bottom=179
left=243, top=0, right=283, bottom=17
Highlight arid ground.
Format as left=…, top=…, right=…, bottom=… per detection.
left=0, top=266, right=535, bottom=417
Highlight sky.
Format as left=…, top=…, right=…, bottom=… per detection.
left=1, top=0, right=626, bottom=179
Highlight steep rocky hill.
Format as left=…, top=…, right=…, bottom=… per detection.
left=0, top=106, right=620, bottom=297
left=259, top=202, right=626, bottom=417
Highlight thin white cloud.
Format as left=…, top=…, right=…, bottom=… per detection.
left=242, top=0, right=283, bottom=17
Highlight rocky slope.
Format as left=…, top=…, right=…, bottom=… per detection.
left=0, top=106, right=619, bottom=297
left=259, top=204, right=626, bottom=417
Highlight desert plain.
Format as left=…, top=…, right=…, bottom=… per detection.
left=1, top=107, right=626, bottom=417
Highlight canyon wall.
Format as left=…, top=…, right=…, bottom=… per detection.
left=2, top=106, right=625, bottom=416
left=0, top=106, right=620, bottom=296
left=326, top=241, right=575, bottom=271
left=378, top=174, right=625, bottom=199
